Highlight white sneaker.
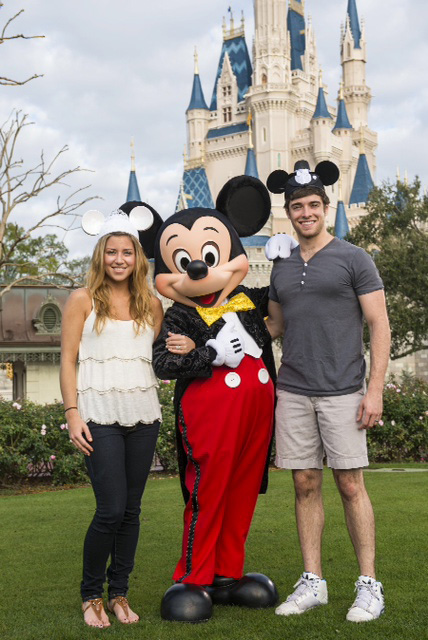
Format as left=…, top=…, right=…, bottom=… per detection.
left=346, top=575, right=385, bottom=622
left=275, top=572, right=328, bottom=616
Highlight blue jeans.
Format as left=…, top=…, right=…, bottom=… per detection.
left=81, top=420, right=160, bottom=601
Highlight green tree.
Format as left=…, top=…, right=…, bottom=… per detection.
left=1, top=222, right=90, bottom=286
left=347, top=177, right=428, bottom=360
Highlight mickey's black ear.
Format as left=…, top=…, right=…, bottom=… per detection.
left=119, top=201, right=163, bottom=259
left=215, top=176, right=271, bottom=238
left=314, top=161, right=340, bottom=186
left=266, top=170, right=290, bottom=194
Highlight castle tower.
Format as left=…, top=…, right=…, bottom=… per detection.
left=332, top=82, right=353, bottom=203
left=341, top=0, right=370, bottom=129
left=349, top=129, right=374, bottom=206
left=311, top=70, right=333, bottom=163
left=186, top=49, right=210, bottom=165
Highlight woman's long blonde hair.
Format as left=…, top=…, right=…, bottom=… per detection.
left=86, top=232, right=154, bottom=334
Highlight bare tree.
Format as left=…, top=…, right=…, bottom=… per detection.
left=0, top=111, right=98, bottom=297
left=0, top=6, right=98, bottom=298
left=0, top=5, right=44, bottom=86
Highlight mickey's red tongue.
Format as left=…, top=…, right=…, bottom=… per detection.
left=199, top=293, right=216, bottom=306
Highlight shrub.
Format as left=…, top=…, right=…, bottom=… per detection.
left=0, top=400, right=87, bottom=486
left=156, top=380, right=178, bottom=473
left=367, top=373, right=428, bottom=462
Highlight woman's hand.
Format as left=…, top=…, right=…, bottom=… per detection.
left=165, top=332, right=195, bottom=355
left=67, top=410, right=94, bottom=455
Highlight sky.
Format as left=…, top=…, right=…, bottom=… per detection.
left=1, top=0, right=427, bottom=258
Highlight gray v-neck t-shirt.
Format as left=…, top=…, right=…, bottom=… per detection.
left=269, top=237, right=384, bottom=396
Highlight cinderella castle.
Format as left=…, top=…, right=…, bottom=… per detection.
left=127, top=0, right=377, bottom=287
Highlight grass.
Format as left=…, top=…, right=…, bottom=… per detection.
left=0, top=469, right=426, bottom=640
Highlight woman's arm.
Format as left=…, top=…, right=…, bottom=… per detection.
left=151, top=294, right=164, bottom=340
left=60, top=289, right=94, bottom=455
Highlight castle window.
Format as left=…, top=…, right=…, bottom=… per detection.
left=262, top=73, right=267, bottom=85
left=222, top=85, right=232, bottom=97
left=223, top=106, right=232, bottom=123
left=263, top=127, right=267, bottom=143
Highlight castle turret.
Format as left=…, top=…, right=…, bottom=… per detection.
left=334, top=181, right=350, bottom=239
left=311, top=70, right=333, bottom=163
left=244, top=114, right=259, bottom=179
left=332, top=83, right=353, bottom=202
left=349, top=132, right=374, bottom=205
left=126, top=139, right=141, bottom=201
left=186, top=49, right=210, bottom=166
left=341, top=0, right=370, bottom=128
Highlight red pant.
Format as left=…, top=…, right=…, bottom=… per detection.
left=173, top=356, right=274, bottom=585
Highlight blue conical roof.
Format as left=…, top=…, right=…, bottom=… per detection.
left=334, top=200, right=350, bottom=238
left=244, top=148, right=259, bottom=179
left=176, top=167, right=214, bottom=212
left=187, top=72, right=209, bottom=112
left=210, top=35, right=252, bottom=110
left=312, top=87, right=332, bottom=119
left=287, top=1, right=306, bottom=71
left=347, top=0, right=362, bottom=49
left=126, top=170, right=141, bottom=202
left=333, top=98, right=352, bottom=130
left=349, top=154, right=374, bottom=205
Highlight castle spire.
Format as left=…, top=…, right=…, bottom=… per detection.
left=187, top=47, right=209, bottom=111
left=347, top=0, right=362, bottom=49
left=334, top=178, right=350, bottom=238
left=349, top=131, right=374, bottom=205
left=312, top=70, right=332, bottom=119
left=333, top=82, right=352, bottom=130
left=287, top=0, right=306, bottom=71
left=244, top=112, right=259, bottom=178
left=126, top=139, right=141, bottom=201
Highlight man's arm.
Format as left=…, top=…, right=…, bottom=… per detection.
left=357, top=289, right=391, bottom=429
left=265, top=299, right=284, bottom=339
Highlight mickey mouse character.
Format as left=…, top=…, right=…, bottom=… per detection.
left=149, top=176, right=285, bottom=622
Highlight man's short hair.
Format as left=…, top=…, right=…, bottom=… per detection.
left=285, top=187, right=330, bottom=212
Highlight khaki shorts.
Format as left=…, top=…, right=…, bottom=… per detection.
left=275, top=388, right=369, bottom=470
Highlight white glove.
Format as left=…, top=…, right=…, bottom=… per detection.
left=265, top=233, right=298, bottom=260
left=206, top=321, right=245, bottom=369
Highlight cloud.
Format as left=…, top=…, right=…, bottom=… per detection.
left=1, top=0, right=426, bottom=258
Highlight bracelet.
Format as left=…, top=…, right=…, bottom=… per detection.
left=64, top=406, right=78, bottom=413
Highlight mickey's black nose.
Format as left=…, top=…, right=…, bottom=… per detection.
left=187, top=260, right=208, bottom=281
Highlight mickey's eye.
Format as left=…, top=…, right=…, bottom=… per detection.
left=173, top=249, right=192, bottom=273
left=202, top=243, right=220, bottom=268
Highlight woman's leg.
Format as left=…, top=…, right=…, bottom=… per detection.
left=107, top=421, right=160, bottom=599
left=81, top=423, right=128, bottom=602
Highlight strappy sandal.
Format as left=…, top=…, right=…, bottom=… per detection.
left=107, top=596, right=139, bottom=624
left=82, top=598, right=109, bottom=628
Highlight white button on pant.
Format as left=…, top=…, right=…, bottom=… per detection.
left=258, top=368, right=270, bottom=384
left=225, top=372, right=241, bottom=388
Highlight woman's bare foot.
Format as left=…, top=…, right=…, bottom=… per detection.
left=108, top=596, right=140, bottom=624
left=82, top=598, right=111, bottom=628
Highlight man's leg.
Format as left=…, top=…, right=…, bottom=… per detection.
left=333, top=468, right=376, bottom=578
left=275, top=391, right=328, bottom=616
left=293, top=469, right=324, bottom=578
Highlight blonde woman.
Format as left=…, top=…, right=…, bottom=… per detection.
left=60, top=209, right=163, bottom=628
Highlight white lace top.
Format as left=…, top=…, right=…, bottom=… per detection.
left=77, top=309, right=162, bottom=427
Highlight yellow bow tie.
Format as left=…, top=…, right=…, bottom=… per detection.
left=196, top=292, right=256, bottom=327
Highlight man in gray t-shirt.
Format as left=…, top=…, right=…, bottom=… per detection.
left=265, top=161, right=391, bottom=623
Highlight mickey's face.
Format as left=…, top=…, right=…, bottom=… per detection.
left=155, top=215, right=248, bottom=308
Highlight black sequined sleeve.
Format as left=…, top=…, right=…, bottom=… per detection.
left=152, top=304, right=214, bottom=381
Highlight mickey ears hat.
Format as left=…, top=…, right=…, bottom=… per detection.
left=267, top=160, right=340, bottom=197
left=82, top=207, right=154, bottom=240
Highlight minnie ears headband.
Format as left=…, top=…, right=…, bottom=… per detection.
left=81, top=201, right=163, bottom=259
left=267, top=160, right=340, bottom=197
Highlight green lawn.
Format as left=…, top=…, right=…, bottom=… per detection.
left=0, top=469, right=426, bottom=640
